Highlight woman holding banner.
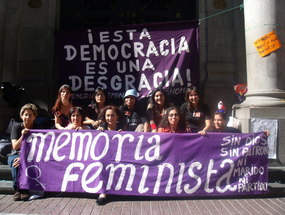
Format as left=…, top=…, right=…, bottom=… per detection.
left=158, top=106, right=187, bottom=133
left=211, top=108, right=270, bottom=137
left=97, top=105, right=125, bottom=131
left=96, top=105, right=125, bottom=205
left=212, top=110, right=241, bottom=133
left=8, top=103, right=43, bottom=201
left=147, top=88, right=170, bottom=132
left=180, top=86, right=211, bottom=134
left=84, top=87, right=107, bottom=129
left=52, top=84, right=73, bottom=130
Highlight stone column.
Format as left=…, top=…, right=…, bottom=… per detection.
left=235, top=0, right=285, bottom=166
left=241, top=0, right=285, bottom=107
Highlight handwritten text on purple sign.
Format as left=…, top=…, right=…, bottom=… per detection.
left=19, top=131, right=268, bottom=196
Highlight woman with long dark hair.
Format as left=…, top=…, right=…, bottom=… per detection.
left=97, top=105, right=125, bottom=131
left=158, top=106, right=187, bottom=133
left=146, top=88, right=169, bottom=132
left=84, top=87, right=107, bottom=129
left=52, top=84, right=73, bottom=129
left=96, top=105, right=125, bottom=205
left=180, top=86, right=211, bottom=134
left=65, top=106, right=88, bottom=130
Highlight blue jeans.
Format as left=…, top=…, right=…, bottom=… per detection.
left=8, top=154, right=19, bottom=191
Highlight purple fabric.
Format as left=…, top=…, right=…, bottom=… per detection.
left=55, top=21, right=199, bottom=104
left=18, top=130, right=268, bottom=197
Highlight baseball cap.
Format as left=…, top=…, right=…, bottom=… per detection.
left=124, top=89, right=139, bottom=99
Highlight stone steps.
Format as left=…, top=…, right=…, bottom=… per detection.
left=268, top=166, right=285, bottom=184
left=0, top=165, right=13, bottom=194
left=0, top=180, right=13, bottom=194
left=0, top=165, right=11, bottom=180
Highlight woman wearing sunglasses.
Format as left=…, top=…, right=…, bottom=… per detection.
left=158, top=106, right=187, bottom=133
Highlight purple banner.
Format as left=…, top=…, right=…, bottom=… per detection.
left=19, top=130, right=268, bottom=197
left=55, top=21, right=199, bottom=104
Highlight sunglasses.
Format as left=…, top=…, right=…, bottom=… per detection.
left=168, top=113, right=179, bottom=117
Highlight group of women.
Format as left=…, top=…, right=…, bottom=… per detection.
left=51, top=85, right=231, bottom=134
left=8, top=84, right=240, bottom=204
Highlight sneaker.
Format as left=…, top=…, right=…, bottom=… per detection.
left=96, top=195, right=107, bottom=205
left=29, top=191, right=44, bottom=201
left=13, top=192, right=21, bottom=201
left=20, top=192, right=30, bottom=201
left=96, top=197, right=107, bottom=205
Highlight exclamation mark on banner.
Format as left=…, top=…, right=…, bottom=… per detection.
left=164, top=70, right=170, bottom=87
left=186, top=69, right=192, bottom=87
left=88, top=29, right=93, bottom=44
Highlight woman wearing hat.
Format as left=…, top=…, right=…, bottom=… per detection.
left=119, top=89, right=149, bottom=132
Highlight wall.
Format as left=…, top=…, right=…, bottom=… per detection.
left=0, top=0, right=246, bottom=131
left=199, top=0, right=246, bottom=113
left=0, top=0, right=58, bottom=130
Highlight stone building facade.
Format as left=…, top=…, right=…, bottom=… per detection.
left=1, top=1, right=284, bottom=165
left=0, top=0, right=245, bottom=125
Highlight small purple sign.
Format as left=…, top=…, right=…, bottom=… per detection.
left=18, top=130, right=268, bottom=197
left=55, top=21, right=199, bottom=104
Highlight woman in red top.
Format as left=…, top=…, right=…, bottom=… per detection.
left=158, top=106, right=187, bottom=133
left=147, top=88, right=170, bottom=132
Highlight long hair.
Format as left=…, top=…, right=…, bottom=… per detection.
left=184, top=86, right=202, bottom=111
left=90, top=87, right=107, bottom=113
left=69, top=106, right=86, bottom=124
left=159, top=106, right=186, bottom=131
left=52, top=84, right=72, bottom=114
left=148, top=88, right=168, bottom=110
left=98, top=105, right=123, bottom=124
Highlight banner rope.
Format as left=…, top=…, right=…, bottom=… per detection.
left=198, top=3, right=244, bottom=24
